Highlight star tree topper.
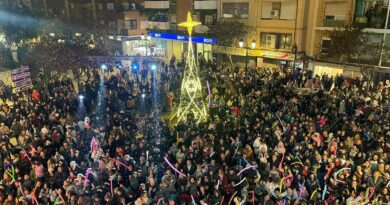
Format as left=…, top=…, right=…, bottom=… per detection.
left=178, top=12, right=201, bottom=37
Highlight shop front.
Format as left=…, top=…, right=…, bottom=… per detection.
left=212, top=45, right=296, bottom=69
left=121, top=36, right=167, bottom=58
left=308, top=61, right=362, bottom=78
left=253, top=50, right=296, bottom=69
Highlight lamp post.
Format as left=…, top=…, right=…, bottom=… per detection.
left=291, top=43, right=297, bottom=71
left=141, top=33, right=151, bottom=57
left=239, top=39, right=256, bottom=72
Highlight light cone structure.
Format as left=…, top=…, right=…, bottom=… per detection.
left=176, top=12, right=208, bottom=124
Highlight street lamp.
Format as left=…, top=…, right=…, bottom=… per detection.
left=239, top=39, right=256, bottom=71
left=239, top=39, right=244, bottom=48
left=251, top=39, right=256, bottom=49
left=291, top=43, right=297, bottom=70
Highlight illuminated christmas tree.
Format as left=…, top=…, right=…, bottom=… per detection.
left=176, top=12, right=208, bottom=124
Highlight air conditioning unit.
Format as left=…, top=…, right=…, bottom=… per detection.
left=266, top=34, right=276, bottom=48
left=271, top=10, right=280, bottom=18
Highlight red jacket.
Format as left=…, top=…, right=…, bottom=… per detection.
left=232, top=107, right=240, bottom=116
left=32, top=90, right=40, bottom=101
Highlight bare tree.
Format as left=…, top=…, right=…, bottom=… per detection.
left=327, top=25, right=362, bottom=62
left=354, top=33, right=385, bottom=91
left=326, top=25, right=388, bottom=91
left=207, top=20, right=253, bottom=68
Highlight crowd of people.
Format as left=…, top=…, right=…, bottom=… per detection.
left=0, top=58, right=389, bottom=205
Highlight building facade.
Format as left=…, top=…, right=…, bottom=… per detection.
left=25, top=0, right=146, bottom=36
left=213, top=0, right=311, bottom=69
left=306, top=0, right=390, bottom=77
left=132, top=0, right=218, bottom=63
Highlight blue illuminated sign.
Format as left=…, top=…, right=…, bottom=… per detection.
left=147, top=31, right=216, bottom=44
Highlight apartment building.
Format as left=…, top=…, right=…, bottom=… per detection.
left=24, top=0, right=145, bottom=36
left=306, top=0, right=390, bottom=77
left=214, top=0, right=311, bottom=69
left=131, top=0, right=218, bottom=62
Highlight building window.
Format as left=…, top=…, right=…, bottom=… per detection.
left=125, top=20, right=137, bottom=29
left=98, top=3, right=103, bottom=11
left=260, top=33, right=292, bottom=49
left=324, top=2, right=347, bottom=21
left=222, top=3, right=249, bottom=19
left=321, top=37, right=332, bottom=54
left=280, top=1, right=295, bottom=20
left=262, top=1, right=295, bottom=20
left=107, top=3, right=114, bottom=11
left=108, top=21, right=116, bottom=28
left=122, top=3, right=129, bottom=10
left=279, top=34, right=292, bottom=49
left=205, top=15, right=214, bottom=25
left=149, top=12, right=169, bottom=22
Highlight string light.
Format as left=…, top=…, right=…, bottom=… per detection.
left=176, top=12, right=208, bottom=124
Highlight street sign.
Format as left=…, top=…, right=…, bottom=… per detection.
left=11, top=66, right=32, bottom=92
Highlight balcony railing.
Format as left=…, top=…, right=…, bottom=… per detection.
left=354, top=16, right=390, bottom=29
left=222, top=13, right=249, bottom=19
left=194, top=0, right=217, bottom=10
left=323, top=19, right=346, bottom=27
left=140, top=21, right=170, bottom=30
left=144, top=1, right=170, bottom=9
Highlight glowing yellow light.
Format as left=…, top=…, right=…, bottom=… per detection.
left=178, top=12, right=201, bottom=37
left=176, top=12, right=208, bottom=124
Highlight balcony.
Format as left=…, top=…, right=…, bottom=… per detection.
left=194, top=0, right=217, bottom=10
left=323, top=19, right=346, bottom=27
left=353, top=0, right=390, bottom=29
left=116, top=3, right=142, bottom=12
left=144, top=1, right=170, bottom=9
left=222, top=13, right=249, bottom=19
left=354, top=16, right=390, bottom=29
left=140, top=21, right=170, bottom=30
